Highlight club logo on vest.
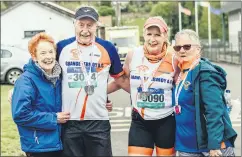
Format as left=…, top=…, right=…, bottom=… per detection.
left=70, top=49, right=79, bottom=60
left=136, top=65, right=149, bottom=75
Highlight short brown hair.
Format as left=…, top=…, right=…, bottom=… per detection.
left=28, top=32, right=56, bottom=58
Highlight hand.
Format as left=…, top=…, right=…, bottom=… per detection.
left=106, top=100, right=113, bottom=112
left=8, top=89, right=14, bottom=104
left=209, top=149, right=222, bottom=156
left=57, top=112, right=70, bottom=124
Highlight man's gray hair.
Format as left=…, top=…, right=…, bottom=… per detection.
left=175, top=29, right=201, bottom=46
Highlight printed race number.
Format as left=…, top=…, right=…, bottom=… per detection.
left=73, top=73, right=96, bottom=81
left=142, top=94, right=164, bottom=102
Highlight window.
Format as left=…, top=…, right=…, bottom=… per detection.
left=1, top=49, right=12, bottom=58
left=24, top=30, right=45, bottom=38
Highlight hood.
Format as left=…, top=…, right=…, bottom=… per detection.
left=198, top=58, right=227, bottom=90
left=23, top=59, right=45, bottom=79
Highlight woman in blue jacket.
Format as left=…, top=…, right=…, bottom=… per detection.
left=11, top=33, right=70, bottom=157
left=173, top=29, right=237, bottom=156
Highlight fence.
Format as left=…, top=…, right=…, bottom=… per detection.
left=202, top=42, right=241, bottom=64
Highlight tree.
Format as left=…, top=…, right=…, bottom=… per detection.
left=98, top=6, right=115, bottom=16
left=100, top=1, right=111, bottom=7
left=150, top=2, right=178, bottom=39
left=1, top=1, right=7, bottom=11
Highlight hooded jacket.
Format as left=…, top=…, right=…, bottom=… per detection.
left=192, top=58, right=237, bottom=150
left=11, top=59, right=62, bottom=153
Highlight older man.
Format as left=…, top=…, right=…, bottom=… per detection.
left=57, top=6, right=129, bottom=157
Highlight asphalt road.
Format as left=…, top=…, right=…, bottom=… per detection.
left=108, top=62, right=241, bottom=156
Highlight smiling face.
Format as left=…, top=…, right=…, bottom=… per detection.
left=74, top=17, right=97, bottom=45
left=143, top=26, right=167, bottom=55
left=33, top=41, right=56, bottom=74
left=174, top=34, right=201, bottom=62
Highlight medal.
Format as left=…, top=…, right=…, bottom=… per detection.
left=84, top=85, right=94, bottom=95
left=174, top=105, right=181, bottom=114
left=139, top=91, right=151, bottom=100
left=77, top=44, right=96, bottom=95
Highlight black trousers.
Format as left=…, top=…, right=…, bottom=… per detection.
left=61, top=120, right=112, bottom=157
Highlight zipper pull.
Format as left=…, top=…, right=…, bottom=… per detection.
left=35, top=136, right=39, bottom=144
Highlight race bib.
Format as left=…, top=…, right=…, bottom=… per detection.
left=137, top=87, right=165, bottom=109
left=67, top=67, right=97, bottom=88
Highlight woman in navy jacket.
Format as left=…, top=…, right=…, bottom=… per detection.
left=11, top=33, right=70, bottom=157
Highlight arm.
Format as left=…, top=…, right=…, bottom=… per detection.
left=200, top=72, right=226, bottom=150
left=12, top=76, right=61, bottom=130
left=108, top=50, right=133, bottom=94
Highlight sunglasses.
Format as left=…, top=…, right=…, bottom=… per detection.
left=173, top=44, right=196, bottom=52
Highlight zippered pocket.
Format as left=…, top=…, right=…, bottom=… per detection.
left=34, top=130, right=39, bottom=144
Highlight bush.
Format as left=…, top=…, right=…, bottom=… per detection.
left=98, top=6, right=115, bottom=16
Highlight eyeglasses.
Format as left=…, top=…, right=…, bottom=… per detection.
left=173, top=44, right=198, bottom=52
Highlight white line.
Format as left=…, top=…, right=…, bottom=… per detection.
left=110, top=119, right=131, bottom=123
left=232, top=124, right=241, bottom=127
left=231, top=120, right=241, bottom=122
left=111, top=124, right=130, bottom=127
left=111, top=128, right=129, bottom=132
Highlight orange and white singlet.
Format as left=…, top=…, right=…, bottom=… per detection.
left=130, top=46, right=176, bottom=120
left=57, top=37, right=124, bottom=120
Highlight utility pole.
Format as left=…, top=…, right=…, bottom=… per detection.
left=115, top=2, right=121, bottom=26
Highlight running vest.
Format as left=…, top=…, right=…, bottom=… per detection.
left=130, top=46, right=176, bottom=120
left=57, top=37, right=124, bottom=120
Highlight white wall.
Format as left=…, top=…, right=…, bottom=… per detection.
left=1, top=2, right=75, bottom=50
left=228, top=10, right=241, bottom=52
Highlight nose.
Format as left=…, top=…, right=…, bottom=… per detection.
left=46, top=52, right=53, bottom=59
left=179, top=47, right=187, bottom=53
left=82, top=25, right=89, bottom=32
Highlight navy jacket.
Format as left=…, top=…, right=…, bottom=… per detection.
left=11, top=59, right=62, bottom=153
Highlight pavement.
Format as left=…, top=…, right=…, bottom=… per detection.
left=108, top=62, right=241, bottom=156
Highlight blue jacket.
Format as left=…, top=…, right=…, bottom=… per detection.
left=11, top=59, right=62, bottom=153
left=192, top=58, right=237, bottom=150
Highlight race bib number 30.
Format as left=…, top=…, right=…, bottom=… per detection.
left=67, top=67, right=97, bottom=88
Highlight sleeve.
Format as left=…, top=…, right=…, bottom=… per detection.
left=56, top=41, right=63, bottom=62
left=200, top=72, right=225, bottom=149
left=108, top=44, right=124, bottom=78
left=11, top=76, right=58, bottom=130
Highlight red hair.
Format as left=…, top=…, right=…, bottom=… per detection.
left=28, top=32, right=56, bottom=58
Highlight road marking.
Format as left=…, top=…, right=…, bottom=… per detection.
left=111, top=128, right=129, bottom=132
left=111, top=124, right=130, bottom=127
left=232, top=124, right=241, bottom=127
left=231, top=119, right=241, bottom=123
left=110, top=119, right=131, bottom=123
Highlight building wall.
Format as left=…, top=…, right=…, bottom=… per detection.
left=1, top=2, right=75, bottom=50
left=228, top=10, right=241, bottom=52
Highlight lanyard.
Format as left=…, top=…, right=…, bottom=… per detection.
left=175, top=59, right=200, bottom=106
left=76, top=44, right=94, bottom=86
left=140, top=51, right=167, bottom=92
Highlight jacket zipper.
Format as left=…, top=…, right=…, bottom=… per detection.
left=34, top=130, right=39, bottom=144
left=54, top=82, right=61, bottom=144
left=203, top=114, right=207, bottom=122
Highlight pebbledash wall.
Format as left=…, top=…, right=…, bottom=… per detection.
left=1, top=2, right=75, bottom=50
